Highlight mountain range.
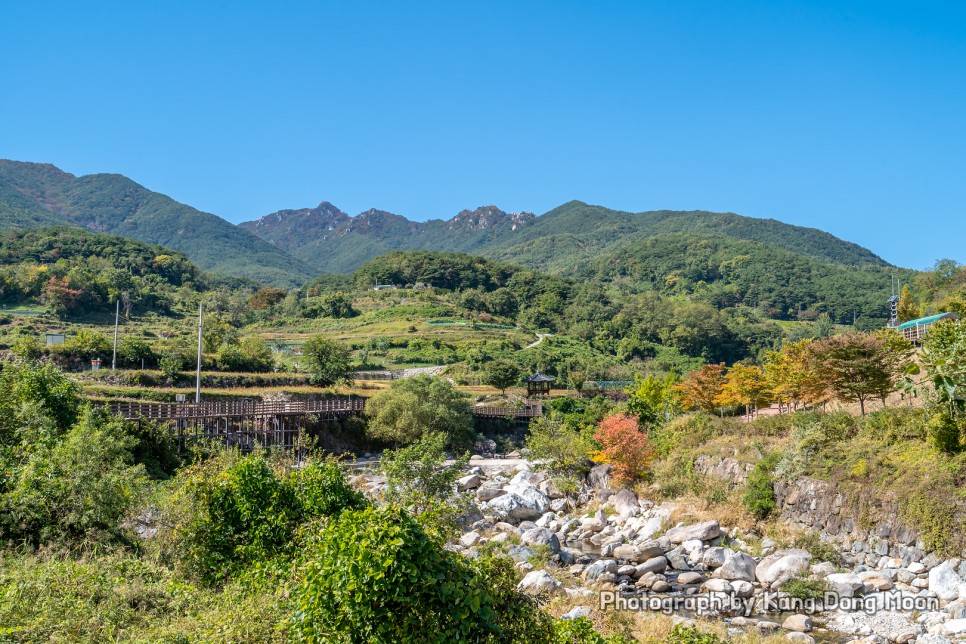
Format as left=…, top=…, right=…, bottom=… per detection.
left=0, top=160, right=895, bottom=307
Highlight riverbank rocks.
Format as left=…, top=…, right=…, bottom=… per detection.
left=583, top=559, right=618, bottom=582
left=457, top=474, right=481, bottom=491
left=665, top=520, right=720, bottom=544
left=613, top=540, right=665, bottom=563
left=517, top=570, right=563, bottom=596
left=610, top=489, right=640, bottom=520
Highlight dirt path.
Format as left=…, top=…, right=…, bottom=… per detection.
left=523, top=333, right=551, bottom=350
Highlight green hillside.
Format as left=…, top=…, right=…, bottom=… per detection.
left=483, top=201, right=888, bottom=273
left=584, top=233, right=910, bottom=324
left=0, top=161, right=312, bottom=287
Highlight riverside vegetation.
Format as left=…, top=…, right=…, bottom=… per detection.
left=2, top=218, right=966, bottom=640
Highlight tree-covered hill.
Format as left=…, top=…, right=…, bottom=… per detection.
left=0, top=161, right=313, bottom=287
left=584, top=233, right=912, bottom=324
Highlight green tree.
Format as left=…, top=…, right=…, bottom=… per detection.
left=482, top=360, right=521, bottom=395
left=896, top=285, right=922, bottom=323
left=627, top=374, right=679, bottom=426
left=365, top=375, right=474, bottom=448
left=920, top=320, right=966, bottom=452
left=810, top=332, right=899, bottom=416
left=0, top=359, right=81, bottom=461
left=116, top=336, right=156, bottom=368
left=302, top=335, right=353, bottom=387
left=524, top=412, right=594, bottom=480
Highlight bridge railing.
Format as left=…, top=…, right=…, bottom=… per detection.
left=103, top=397, right=366, bottom=421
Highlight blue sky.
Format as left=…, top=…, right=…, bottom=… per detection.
left=2, top=1, right=964, bottom=269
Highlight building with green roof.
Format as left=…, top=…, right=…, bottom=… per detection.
left=897, top=312, right=961, bottom=342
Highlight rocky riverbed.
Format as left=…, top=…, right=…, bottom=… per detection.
left=354, top=455, right=966, bottom=643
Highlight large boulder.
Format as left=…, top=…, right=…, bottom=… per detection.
left=457, top=474, right=482, bottom=491
left=714, top=552, right=757, bottom=582
left=587, top=463, right=611, bottom=489
left=610, top=489, right=641, bottom=520
left=612, top=541, right=665, bottom=563
left=476, top=486, right=506, bottom=503
left=484, top=489, right=549, bottom=522
left=521, top=527, right=561, bottom=553
left=583, top=559, right=618, bottom=582
left=665, top=520, right=720, bottom=544
left=634, top=556, right=668, bottom=576
left=929, top=560, right=962, bottom=601
left=755, top=549, right=812, bottom=587
left=517, top=570, right=563, bottom=597
left=826, top=572, right=864, bottom=598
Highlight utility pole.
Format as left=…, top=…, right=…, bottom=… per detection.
left=195, top=301, right=204, bottom=404
left=111, top=300, right=120, bottom=371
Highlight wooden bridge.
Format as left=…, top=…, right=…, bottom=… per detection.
left=101, top=397, right=541, bottom=451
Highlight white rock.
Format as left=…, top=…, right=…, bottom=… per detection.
left=782, top=614, right=812, bottom=632
left=517, top=570, right=563, bottom=596
left=826, top=572, right=864, bottom=598
left=755, top=549, right=812, bottom=587
left=929, top=561, right=962, bottom=601
left=610, top=489, right=641, bottom=520
left=460, top=531, right=481, bottom=547
left=714, top=552, right=758, bottom=582
left=561, top=606, right=591, bottom=620
left=457, top=474, right=481, bottom=491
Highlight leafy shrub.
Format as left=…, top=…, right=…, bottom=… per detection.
left=780, top=576, right=829, bottom=600
left=381, top=432, right=472, bottom=534
left=789, top=531, right=842, bottom=565
left=743, top=452, right=780, bottom=520
left=928, top=408, right=962, bottom=453
left=365, top=375, right=475, bottom=449
left=0, top=407, right=147, bottom=547
left=163, top=453, right=364, bottom=584
left=593, top=413, right=653, bottom=486
left=663, top=624, right=727, bottom=644
left=0, top=358, right=81, bottom=461
left=553, top=617, right=634, bottom=643
left=291, top=505, right=547, bottom=643
left=525, top=412, right=595, bottom=480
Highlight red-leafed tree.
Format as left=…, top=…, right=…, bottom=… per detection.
left=43, top=275, right=82, bottom=317
left=593, top=413, right=654, bottom=486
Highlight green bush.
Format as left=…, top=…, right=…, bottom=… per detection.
left=928, top=408, right=962, bottom=453
left=0, top=358, right=81, bottom=463
left=743, top=452, right=780, bottom=520
left=662, top=624, right=727, bottom=644
left=291, top=505, right=549, bottom=643
left=163, top=453, right=365, bottom=584
left=0, top=407, right=147, bottom=547
left=381, top=432, right=471, bottom=534
left=779, top=576, right=829, bottom=600
left=525, top=412, right=595, bottom=480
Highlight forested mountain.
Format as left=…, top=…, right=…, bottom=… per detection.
left=585, top=233, right=910, bottom=324
left=0, top=161, right=313, bottom=287
left=243, top=199, right=887, bottom=274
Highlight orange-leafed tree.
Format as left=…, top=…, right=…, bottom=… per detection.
left=673, top=363, right=726, bottom=413
left=593, top=413, right=653, bottom=486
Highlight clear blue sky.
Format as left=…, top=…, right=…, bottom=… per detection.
left=2, top=1, right=964, bottom=269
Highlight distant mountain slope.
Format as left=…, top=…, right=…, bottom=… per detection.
left=584, top=232, right=907, bottom=322
left=242, top=204, right=536, bottom=273
left=483, top=201, right=888, bottom=273
left=242, top=199, right=887, bottom=275
left=0, top=161, right=312, bottom=286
